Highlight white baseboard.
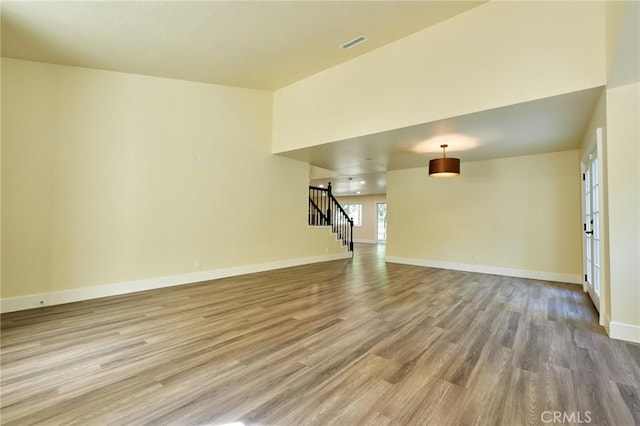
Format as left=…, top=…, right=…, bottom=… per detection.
left=0, top=252, right=352, bottom=313
left=354, top=239, right=378, bottom=244
left=384, top=256, right=582, bottom=284
left=609, top=321, right=640, bottom=343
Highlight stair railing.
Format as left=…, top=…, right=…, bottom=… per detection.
left=308, top=182, right=354, bottom=252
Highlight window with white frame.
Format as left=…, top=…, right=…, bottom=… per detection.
left=343, top=204, right=362, bottom=227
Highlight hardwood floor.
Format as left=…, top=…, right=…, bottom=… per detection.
left=1, top=244, right=639, bottom=425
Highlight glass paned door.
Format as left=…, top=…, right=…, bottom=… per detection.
left=376, top=203, right=387, bottom=243
left=583, top=147, right=601, bottom=310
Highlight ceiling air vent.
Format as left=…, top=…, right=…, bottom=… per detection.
left=341, top=36, right=367, bottom=49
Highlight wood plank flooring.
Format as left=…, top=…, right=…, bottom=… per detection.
left=2, top=244, right=639, bottom=425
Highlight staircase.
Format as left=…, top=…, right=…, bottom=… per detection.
left=309, top=182, right=354, bottom=252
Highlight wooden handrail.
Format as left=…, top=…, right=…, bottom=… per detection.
left=308, top=197, right=328, bottom=224
left=308, top=182, right=354, bottom=252
left=331, top=195, right=351, bottom=221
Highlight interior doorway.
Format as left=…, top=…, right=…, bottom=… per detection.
left=376, top=203, right=387, bottom=243
left=582, top=128, right=603, bottom=312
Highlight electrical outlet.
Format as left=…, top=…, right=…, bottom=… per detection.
left=474, top=255, right=480, bottom=264
left=195, top=258, right=202, bottom=269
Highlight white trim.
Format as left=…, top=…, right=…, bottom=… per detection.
left=0, top=252, right=351, bottom=313
left=601, top=312, right=611, bottom=334
left=580, top=159, right=589, bottom=293
left=385, top=256, right=581, bottom=284
left=354, top=239, right=377, bottom=244
left=580, top=127, right=605, bottom=311
left=609, top=321, right=640, bottom=344
left=376, top=201, right=387, bottom=244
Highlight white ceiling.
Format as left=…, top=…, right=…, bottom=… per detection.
left=2, top=1, right=605, bottom=197
left=1, top=0, right=484, bottom=90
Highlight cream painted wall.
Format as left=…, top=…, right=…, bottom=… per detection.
left=606, top=0, right=627, bottom=81
left=1, top=58, right=346, bottom=300
left=606, top=0, right=640, bottom=88
left=336, top=194, right=386, bottom=244
left=0, top=60, right=3, bottom=290
left=273, top=1, right=605, bottom=153
left=386, top=151, right=582, bottom=279
left=605, top=82, right=640, bottom=336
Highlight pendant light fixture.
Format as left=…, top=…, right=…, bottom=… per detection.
left=429, top=144, right=460, bottom=178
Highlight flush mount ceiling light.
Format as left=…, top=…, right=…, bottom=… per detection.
left=341, top=36, right=367, bottom=49
left=428, top=144, right=460, bottom=178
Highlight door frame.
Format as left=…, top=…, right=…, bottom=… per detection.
left=375, top=202, right=387, bottom=243
left=580, top=127, right=606, bottom=324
